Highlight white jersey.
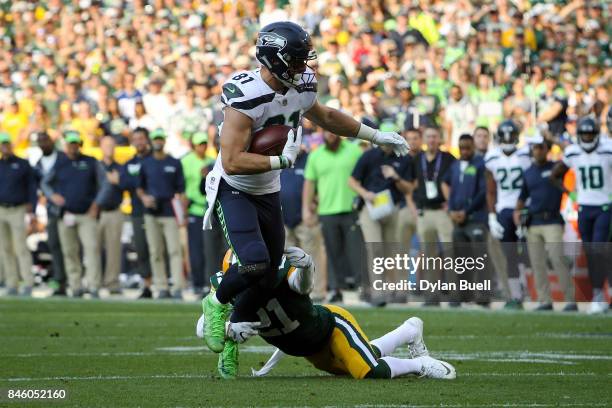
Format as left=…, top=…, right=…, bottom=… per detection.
left=215, top=67, right=318, bottom=195
left=562, top=138, right=612, bottom=206
left=485, top=146, right=531, bottom=212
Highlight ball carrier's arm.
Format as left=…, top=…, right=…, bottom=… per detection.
left=220, top=108, right=278, bottom=175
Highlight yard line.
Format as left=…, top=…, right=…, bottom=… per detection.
left=350, top=404, right=608, bottom=408
left=2, top=372, right=606, bottom=383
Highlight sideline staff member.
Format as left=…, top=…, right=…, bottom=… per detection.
left=137, top=128, right=186, bottom=299
left=411, top=126, right=455, bottom=304
left=41, top=130, right=104, bottom=297
left=0, top=132, right=36, bottom=295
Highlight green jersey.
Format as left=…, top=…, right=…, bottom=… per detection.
left=304, top=140, right=362, bottom=215
left=181, top=152, right=214, bottom=216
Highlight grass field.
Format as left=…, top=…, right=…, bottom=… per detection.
left=1, top=298, right=610, bottom=408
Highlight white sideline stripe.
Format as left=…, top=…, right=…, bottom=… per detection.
left=1, top=374, right=212, bottom=382
left=2, top=372, right=606, bottom=382
left=334, top=316, right=378, bottom=367
left=436, top=351, right=612, bottom=361
left=6, top=345, right=276, bottom=357
left=463, top=372, right=599, bottom=377
left=352, top=404, right=608, bottom=408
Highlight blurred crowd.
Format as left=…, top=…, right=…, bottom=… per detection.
left=0, top=0, right=611, bottom=309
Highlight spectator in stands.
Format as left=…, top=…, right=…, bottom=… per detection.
left=115, top=73, right=142, bottom=121
left=304, top=131, right=365, bottom=303
left=537, top=72, right=569, bottom=142
left=181, top=132, right=215, bottom=296
left=137, top=129, right=186, bottom=299
left=120, top=128, right=153, bottom=299
left=473, top=126, right=491, bottom=157
left=100, top=97, right=130, bottom=146
left=41, top=130, right=103, bottom=298
left=1, top=99, right=29, bottom=150
left=0, top=132, right=35, bottom=296
left=444, top=85, right=476, bottom=148
left=34, top=131, right=66, bottom=296
left=96, top=136, right=124, bottom=295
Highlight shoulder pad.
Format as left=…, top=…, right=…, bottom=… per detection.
left=484, top=148, right=500, bottom=163
left=563, top=144, right=581, bottom=156
left=221, top=71, right=275, bottom=111
left=517, top=146, right=530, bottom=157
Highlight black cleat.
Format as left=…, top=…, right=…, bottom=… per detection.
left=326, top=290, right=343, bottom=303
left=157, top=289, right=171, bottom=299
left=534, top=303, right=553, bottom=311
left=562, top=303, right=578, bottom=312
left=138, top=287, right=153, bottom=299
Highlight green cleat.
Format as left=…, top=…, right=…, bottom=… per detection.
left=504, top=299, right=523, bottom=310
left=201, top=293, right=230, bottom=353
left=218, top=339, right=239, bottom=379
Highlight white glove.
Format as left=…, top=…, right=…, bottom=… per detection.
left=280, top=126, right=302, bottom=168
left=372, top=131, right=410, bottom=157
left=488, top=213, right=505, bottom=240
left=284, top=246, right=312, bottom=269
left=226, top=321, right=261, bottom=344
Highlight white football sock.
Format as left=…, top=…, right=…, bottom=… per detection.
left=370, top=321, right=418, bottom=357
left=380, top=356, right=421, bottom=378
left=508, top=278, right=522, bottom=300
left=592, top=288, right=604, bottom=303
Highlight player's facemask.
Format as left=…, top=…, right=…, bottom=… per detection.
left=500, top=142, right=517, bottom=154
left=577, top=132, right=599, bottom=152
left=279, top=49, right=317, bottom=88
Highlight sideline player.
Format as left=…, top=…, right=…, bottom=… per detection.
left=551, top=117, right=612, bottom=314
left=197, top=247, right=456, bottom=380
left=201, top=21, right=409, bottom=353
left=484, top=120, right=531, bottom=309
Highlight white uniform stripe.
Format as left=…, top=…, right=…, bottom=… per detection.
left=334, top=316, right=378, bottom=367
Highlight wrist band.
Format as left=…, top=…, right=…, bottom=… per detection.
left=270, top=156, right=290, bottom=170
left=356, top=123, right=377, bottom=141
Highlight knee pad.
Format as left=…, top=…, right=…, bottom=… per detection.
left=237, top=241, right=270, bottom=277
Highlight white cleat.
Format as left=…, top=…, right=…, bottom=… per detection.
left=406, top=317, right=429, bottom=358
left=587, top=301, right=608, bottom=315
left=416, top=356, right=456, bottom=380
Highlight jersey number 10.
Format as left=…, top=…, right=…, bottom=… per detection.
left=578, top=165, right=603, bottom=190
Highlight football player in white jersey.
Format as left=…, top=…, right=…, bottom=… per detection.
left=484, top=120, right=532, bottom=309
left=551, top=117, right=612, bottom=314
left=200, top=21, right=409, bottom=354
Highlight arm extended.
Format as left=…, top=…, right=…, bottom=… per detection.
left=305, top=101, right=408, bottom=155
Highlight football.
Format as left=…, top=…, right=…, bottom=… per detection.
left=249, top=124, right=292, bottom=156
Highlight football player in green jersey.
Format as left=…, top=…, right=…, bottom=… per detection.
left=197, top=247, right=456, bottom=380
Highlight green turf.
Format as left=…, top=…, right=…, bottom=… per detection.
left=0, top=298, right=610, bottom=407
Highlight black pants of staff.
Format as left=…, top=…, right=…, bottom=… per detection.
left=319, top=212, right=366, bottom=292
left=131, top=216, right=151, bottom=279
left=47, top=213, right=66, bottom=285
